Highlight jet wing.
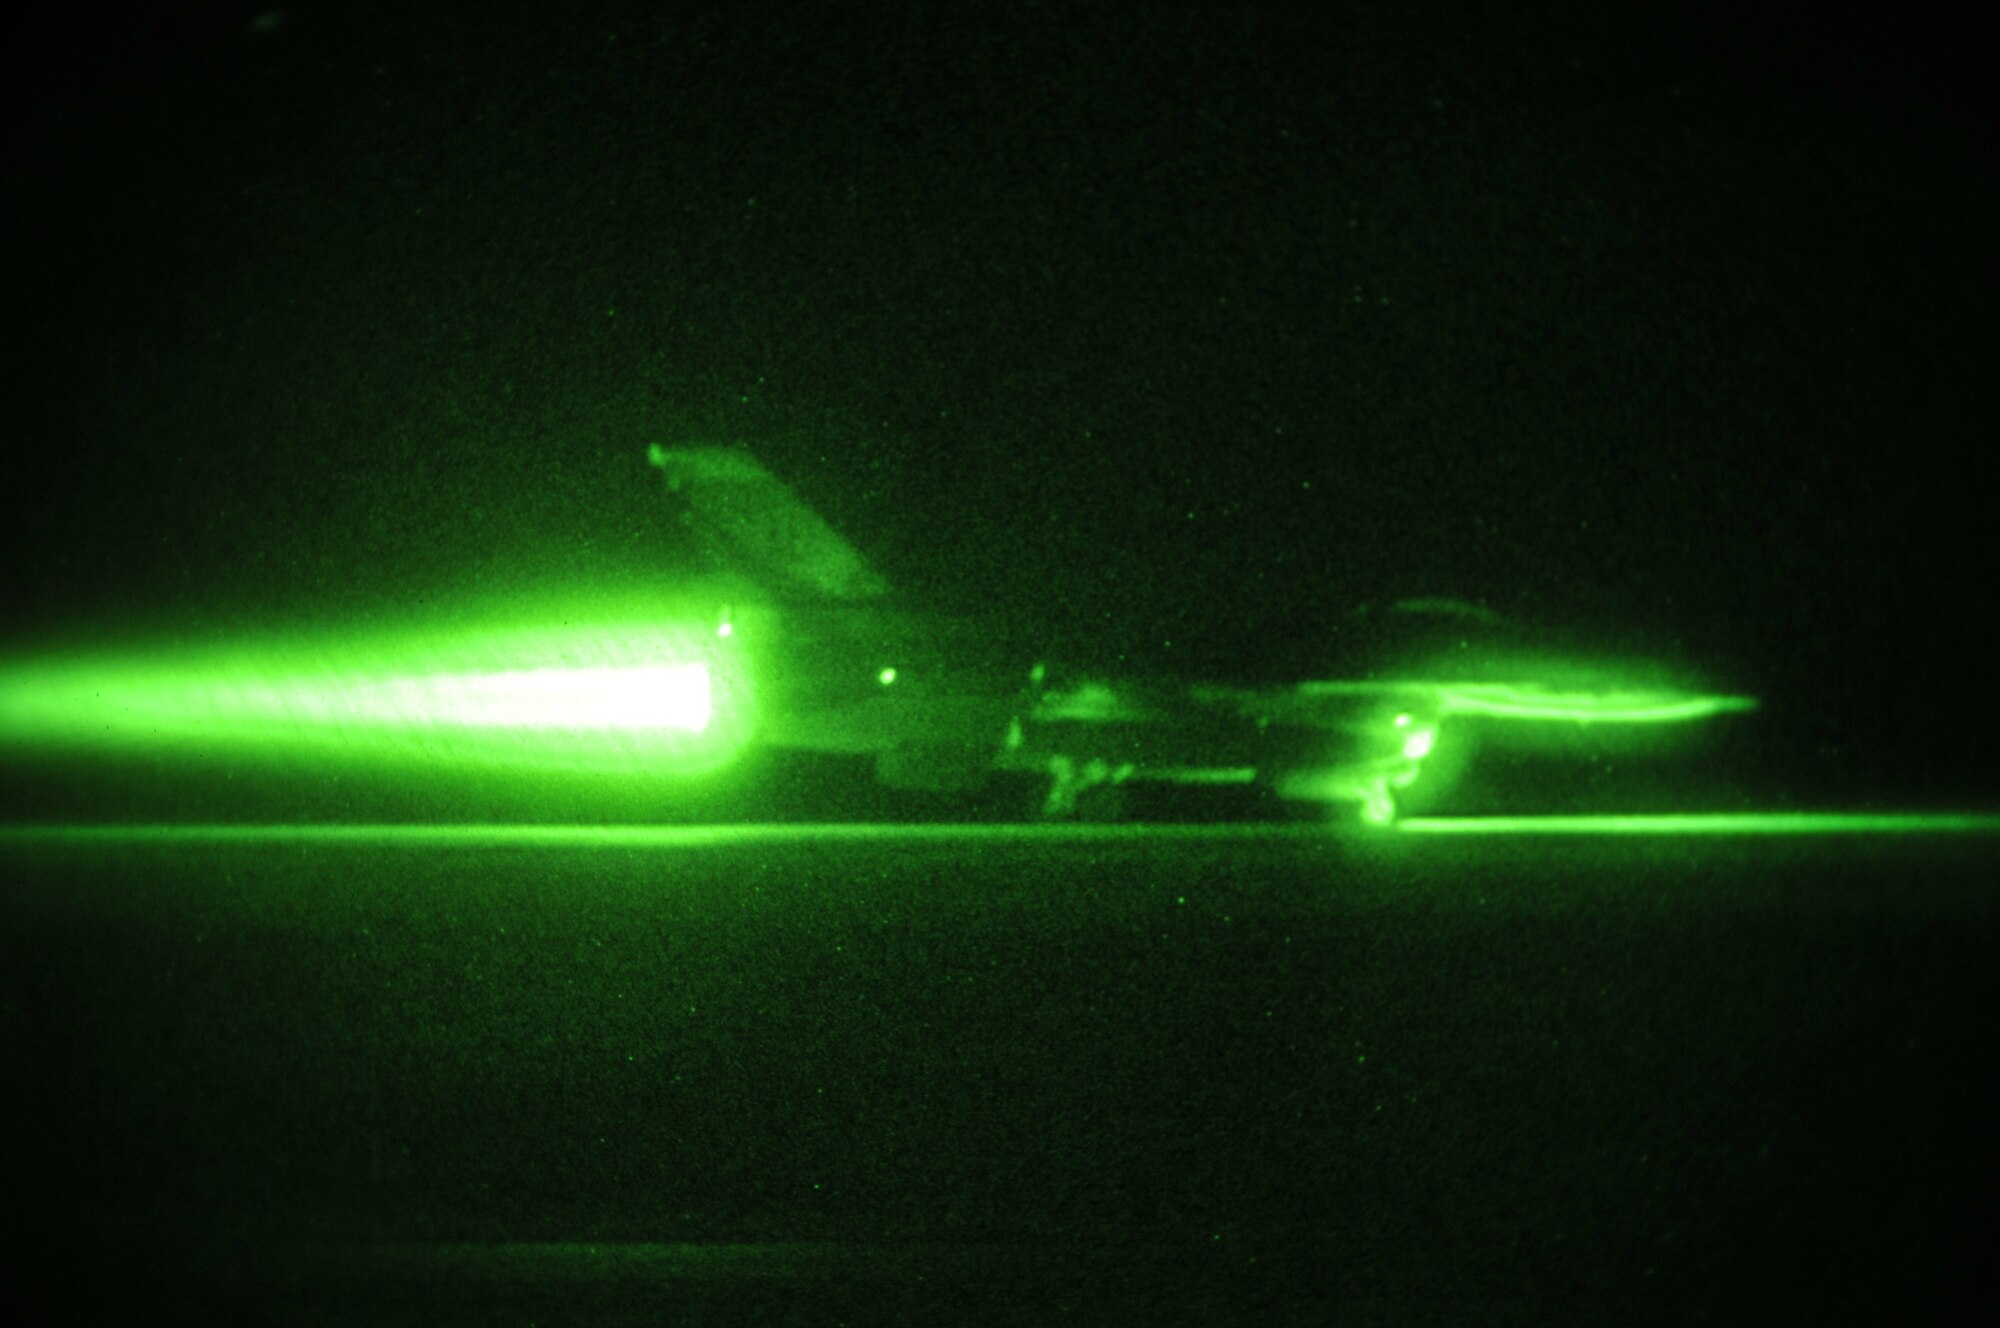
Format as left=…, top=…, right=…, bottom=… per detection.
left=1189, top=679, right=1759, bottom=729
left=1012, top=672, right=1760, bottom=822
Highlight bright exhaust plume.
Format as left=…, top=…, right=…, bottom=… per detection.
left=0, top=600, right=754, bottom=777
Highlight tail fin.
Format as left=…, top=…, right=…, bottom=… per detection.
left=647, top=446, right=891, bottom=602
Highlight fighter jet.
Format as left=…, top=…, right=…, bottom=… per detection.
left=647, top=446, right=1757, bottom=822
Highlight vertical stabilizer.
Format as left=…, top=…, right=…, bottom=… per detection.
left=647, top=446, right=891, bottom=602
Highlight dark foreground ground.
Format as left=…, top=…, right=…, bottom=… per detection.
left=3, top=824, right=1996, bottom=1325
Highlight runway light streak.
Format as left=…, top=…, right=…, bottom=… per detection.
left=1394, top=813, right=2000, bottom=836
left=1, top=814, right=1993, bottom=849
left=0, top=822, right=1347, bottom=849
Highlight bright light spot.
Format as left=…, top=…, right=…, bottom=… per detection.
left=1400, top=727, right=1437, bottom=761
left=716, top=621, right=734, bottom=639
left=359, top=663, right=712, bottom=732
left=878, top=667, right=898, bottom=686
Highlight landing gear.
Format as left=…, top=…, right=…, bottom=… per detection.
left=1041, top=756, right=1136, bottom=820
left=1268, top=766, right=1400, bottom=825
left=1358, top=778, right=1396, bottom=827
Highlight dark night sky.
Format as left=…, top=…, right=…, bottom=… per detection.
left=4, top=0, right=1994, bottom=784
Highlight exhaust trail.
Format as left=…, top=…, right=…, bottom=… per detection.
left=0, top=596, right=757, bottom=778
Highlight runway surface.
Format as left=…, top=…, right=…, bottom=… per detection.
left=3, top=822, right=1996, bottom=1324
left=5, top=809, right=1998, bottom=847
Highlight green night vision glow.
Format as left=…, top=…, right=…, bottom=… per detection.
left=0, top=601, right=757, bottom=777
